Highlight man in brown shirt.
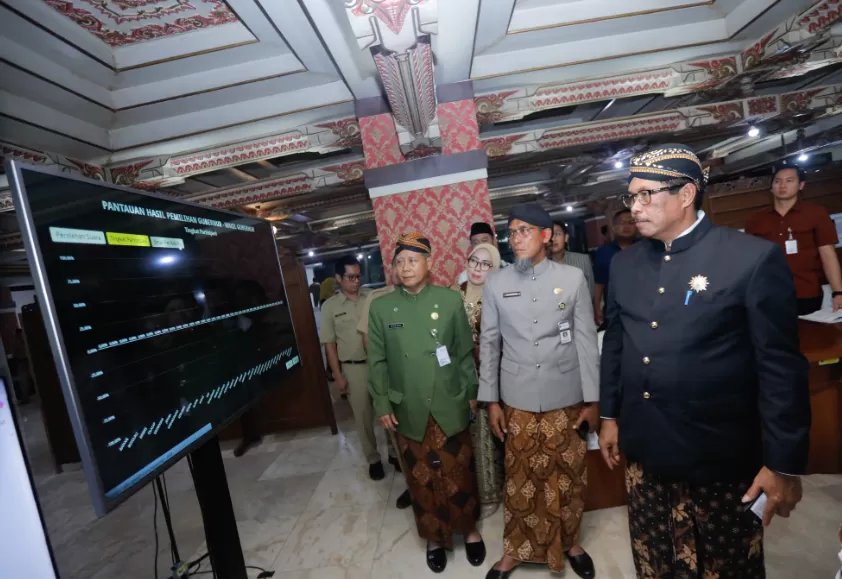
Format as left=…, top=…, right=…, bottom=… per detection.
left=745, top=162, right=842, bottom=314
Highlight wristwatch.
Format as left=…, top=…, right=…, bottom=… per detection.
left=833, top=291, right=842, bottom=298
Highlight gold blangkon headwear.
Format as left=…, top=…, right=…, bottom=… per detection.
left=628, top=144, right=710, bottom=191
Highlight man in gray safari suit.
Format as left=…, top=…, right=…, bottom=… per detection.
left=478, top=203, right=599, bottom=579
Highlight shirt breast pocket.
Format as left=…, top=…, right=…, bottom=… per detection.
left=335, top=313, right=356, bottom=333
left=691, top=289, right=727, bottom=305
left=791, top=225, right=816, bottom=251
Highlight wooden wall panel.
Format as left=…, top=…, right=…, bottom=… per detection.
left=20, top=303, right=80, bottom=472
left=222, top=256, right=336, bottom=440
left=256, top=257, right=336, bottom=434
left=706, top=170, right=842, bottom=230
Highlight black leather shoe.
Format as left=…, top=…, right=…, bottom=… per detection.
left=369, top=461, right=385, bottom=481
left=426, top=545, right=447, bottom=573
left=485, top=566, right=515, bottom=579
left=465, top=539, right=486, bottom=566
left=396, top=489, right=412, bottom=509
left=388, top=456, right=402, bottom=472
left=566, top=550, right=595, bottom=579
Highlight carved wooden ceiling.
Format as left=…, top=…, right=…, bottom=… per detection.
left=2, top=0, right=842, bottom=256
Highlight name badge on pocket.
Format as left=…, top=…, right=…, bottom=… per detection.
left=558, top=321, right=570, bottom=331
left=436, top=345, right=451, bottom=367
left=560, top=330, right=572, bottom=344
left=785, top=239, right=798, bottom=254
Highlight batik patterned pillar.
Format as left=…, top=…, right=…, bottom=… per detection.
left=360, top=82, right=494, bottom=286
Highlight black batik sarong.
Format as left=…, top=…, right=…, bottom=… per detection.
left=626, top=462, right=765, bottom=579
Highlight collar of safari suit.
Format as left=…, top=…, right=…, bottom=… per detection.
left=519, top=256, right=551, bottom=277
left=646, top=215, right=713, bottom=255
left=400, top=283, right=431, bottom=300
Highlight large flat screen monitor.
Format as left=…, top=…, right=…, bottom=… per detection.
left=7, top=161, right=301, bottom=515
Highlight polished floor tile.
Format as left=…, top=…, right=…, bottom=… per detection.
left=18, top=397, right=842, bottom=579
left=308, top=466, right=394, bottom=509
left=274, top=502, right=386, bottom=572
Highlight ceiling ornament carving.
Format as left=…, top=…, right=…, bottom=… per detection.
left=104, top=117, right=360, bottom=187
left=372, top=36, right=436, bottom=136
left=473, top=0, right=842, bottom=125
left=474, top=90, right=519, bottom=125
left=320, top=161, right=367, bottom=182
left=314, top=119, right=362, bottom=150
left=482, top=134, right=528, bottom=158
left=482, top=83, right=842, bottom=158
left=346, top=0, right=430, bottom=36
left=344, top=0, right=436, bottom=50
left=42, top=0, right=239, bottom=47
left=0, top=143, right=49, bottom=166
left=182, top=158, right=368, bottom=209
left=797, top=0, right=842, bottom=33
left=170, top=135, right=310, bottom=176
left=402, top=142, right=440, bottom=160
left=185, top=175, right=312, bottom=209
left=0, top=141, right=104, bottom=212
left=80, top=0, right=195, bottom=24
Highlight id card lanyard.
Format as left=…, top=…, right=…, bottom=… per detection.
left=785, top=227, right=798, bottom=255
left=558, top=304, right=572, bottom=344
left=431, top=329, right=451, bottom=366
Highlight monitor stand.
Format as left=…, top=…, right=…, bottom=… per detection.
left=190, top=435, right=247, bottom=579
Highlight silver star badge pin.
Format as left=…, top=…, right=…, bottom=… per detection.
left=689, top=275, right=709, bottom=293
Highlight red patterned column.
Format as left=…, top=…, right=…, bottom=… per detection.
left=359, top=83, right=494, bottom=286
left=359, top=114, right=405, bottom=168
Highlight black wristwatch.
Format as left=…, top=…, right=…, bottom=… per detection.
left=833, top=291, right=842, bottom=298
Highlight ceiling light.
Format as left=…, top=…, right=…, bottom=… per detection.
left=356, top=253, right=364, bottom=260
left=566, top=205, right=573, bottom=212
left=308, top=250, right=314, bottom=257
left=614, top=161, right=623, bottom=169
left=798, top=153, right=809, bottom=162
left=271, top=225, right=278, bottom=235
left=747, top=126, right=760, bottom=138
left=367, top=255, right=371, bottom=259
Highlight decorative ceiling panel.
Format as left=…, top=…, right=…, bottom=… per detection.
left=42, top=0, right=239, bottom=47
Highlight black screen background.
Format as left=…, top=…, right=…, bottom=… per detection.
left=18, top=169, right=299, bottom=504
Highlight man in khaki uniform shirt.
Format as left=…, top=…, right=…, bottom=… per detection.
left=357, top=258, right=400, bottom=349
left=321, top=256, right=389, bottom=480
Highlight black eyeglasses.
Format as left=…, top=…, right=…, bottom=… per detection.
left=342, top=274, right=361, bottom=281
left=621, top=184, right=683, bottom=208
left=509, top=226, right=539, bottom=240
left=468, top=257, right=493, bottom=272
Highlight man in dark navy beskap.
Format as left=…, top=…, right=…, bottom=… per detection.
left=598, top=144, right=810, bottom=578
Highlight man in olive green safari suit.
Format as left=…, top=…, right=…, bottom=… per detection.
left=368, top=232, right=486, bottom=574
left=368, top=282, right=475, bottom=440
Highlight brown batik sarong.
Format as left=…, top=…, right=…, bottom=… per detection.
left=396, top=416, right=479, bottom=549
left=503, top=404, right=587, bottom=573
left=626, top=461, right=765, bottom=579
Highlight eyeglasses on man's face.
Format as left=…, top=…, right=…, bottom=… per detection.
left=467, top=257, right=493, bottom=272
left=620, top=184, right=683, bottom=208
left=509, top=226, right=539, bottom=240
left=396, top=256, right=423, bottom=267
left=342, top=274, right=361, bottom=281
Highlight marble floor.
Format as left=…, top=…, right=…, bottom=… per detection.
left=19, top=395, right=842, bottom=579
